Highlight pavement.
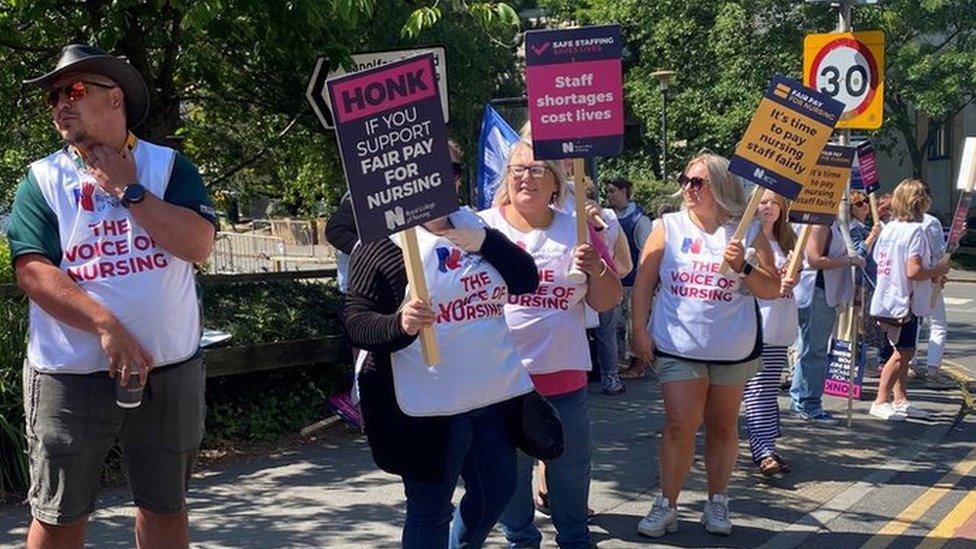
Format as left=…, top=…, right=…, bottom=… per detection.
left=1, top=281, right=975, bottom=548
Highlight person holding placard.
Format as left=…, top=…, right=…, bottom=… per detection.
left=790, top=220, right=865, bottom=421
left=630, top=152, right=781, bottom=537
left=743, top=189, right=798, bottom=476
left=849, top=190, right=890, bottom=369
left=342, top=206, right=540, bottom=548
left=481, top=135, right=622, bottom=549
left=869, top=179, right=951, bottom=421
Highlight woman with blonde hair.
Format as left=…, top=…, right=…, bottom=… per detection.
left=631, top=152, right=781, bottom=537
left=869, top=179, right=950, bottom=421
left=481, top=134, right=621, bottom=548
left=742, top=189, right=799, bottom=475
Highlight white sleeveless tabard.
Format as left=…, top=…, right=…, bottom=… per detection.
left=27, top=141, right=200, bottom=374
left=390, top=207, right=534, bottom=417
left=650, top=211, right=760, bottom=362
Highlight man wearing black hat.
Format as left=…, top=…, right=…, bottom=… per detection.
left=6, top=44, right=216, bottom=547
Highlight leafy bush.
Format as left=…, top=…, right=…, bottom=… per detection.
left=0, top=240, right=29, bottom=498
left=600, top=151, right=681, bottom=216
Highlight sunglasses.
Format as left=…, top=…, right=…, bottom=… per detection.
left=678, top=173, right=707, bottom=190
left=46, top=80, right=117, bottom=108
left=852, top=200, right=867, bottom=207
left=508, top=164, right=550, bottom=178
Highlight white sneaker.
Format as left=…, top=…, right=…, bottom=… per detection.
left=869, top=402, right=907, bottom=421
left=701, top=494, right=732, bottom=536
left=637, top=494, right=678, bottom=538
left=893, top=400, right=931, bottom=419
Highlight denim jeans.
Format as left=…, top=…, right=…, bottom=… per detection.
left=593, top=305, right=621, bottom=378
left=402, top=401, right=518, bottom=549
left=499, top=387, right=591, bottom=549
left=790, top=287, right=837, bottom=415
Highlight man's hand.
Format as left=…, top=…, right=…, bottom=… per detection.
left=99, top=320, right=154, bottom=387
left=86, top=143, right=137, bottom=199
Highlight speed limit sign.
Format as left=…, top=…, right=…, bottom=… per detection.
left=804, top=31, right=884, bottom=130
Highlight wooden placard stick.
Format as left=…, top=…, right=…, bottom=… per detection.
left=868, top=193, right=881, bottom=226
left=401, top=226, right=440, bottom=366
left=568, top=158, right=589, bottom=284
left=719, top=186, right=765, bottom=275
left=785, top=224, right=812, bottom=282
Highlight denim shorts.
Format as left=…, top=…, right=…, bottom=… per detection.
left=23, top=357, right=205, bottom=524
left=652, top=355, right=763, bottom=386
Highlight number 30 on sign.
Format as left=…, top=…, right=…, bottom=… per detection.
left=803, top=31, right=884, bottom=130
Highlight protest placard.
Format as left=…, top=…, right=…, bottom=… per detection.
left=327, top=53, right=457, bottom=243
left=722, top=77, right=844, bottom=273
left=328, top=53, right=455, bottom=365
left=824, top=338, right=866, bottom=399
left=525, top=24, right=624, bottom=160
left=785, top=145, right=855, bottom=279
left=730, top=76, right=845, bottom=200
left=856, top=140, right=881, bottom=221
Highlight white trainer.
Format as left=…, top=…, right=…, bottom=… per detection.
left=637, top=494, right=678, bottom=538
left=701, top=493, right=732, bottom=536
left=893, top=400, right=931, bottom=419
left=869, top=402, right=907, bottom=421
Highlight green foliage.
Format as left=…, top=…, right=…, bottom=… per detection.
left=201, top=279, right=343, bottom=346
left=0, top=240, right=28, bottom=497
left=404, top=1, right=521, bottom=39
left=543, top=0, right=976, bottom=179
left=599, top=151, right=678, bottom=215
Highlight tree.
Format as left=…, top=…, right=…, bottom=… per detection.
left=540, top=0, right=976, bottom=180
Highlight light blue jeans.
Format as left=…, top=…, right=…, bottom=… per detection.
left=790, top=287, right=837, bottom=416
left=593, top=305, right=621, bottom=378
left=499, top=387, right=591, bottom=549
left=402, top=401, right=517, bottom=549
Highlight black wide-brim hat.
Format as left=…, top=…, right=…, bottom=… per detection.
left=24, top=44, right=150, bottom=128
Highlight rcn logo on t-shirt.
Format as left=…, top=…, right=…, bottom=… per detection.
left=436, top=247, right=463, bottom=272
left=681, top=238, right=703, bottom=254
left=72, top=182, right=120, bottom=213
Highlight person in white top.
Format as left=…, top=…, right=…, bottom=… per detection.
left=630, top=152, right=781, bottom=538
left=868, top=179, right=951, bottom=421
left=743, top=189, right=799, bottom=476
left=917, top=210, right=954, bottom=389
left=482, top=134, right=622, bottom=549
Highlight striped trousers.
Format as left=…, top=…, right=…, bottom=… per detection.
left=743, top=344, right=788, bottom=465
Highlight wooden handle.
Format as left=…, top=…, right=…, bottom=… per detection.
left=786, top=224, right=812, bottom=282
left=573, top=159, right=588, bottom=244
left=868, top=193, right=881, bottom=226
left=719, top=186, right=764, bottom=275
left=401, top=226, right=440, bottom=366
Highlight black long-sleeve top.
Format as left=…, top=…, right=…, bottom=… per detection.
left=343, top=227, right=539, bottom=481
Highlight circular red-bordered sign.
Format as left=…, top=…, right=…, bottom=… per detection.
left=807, top=37, right=879, bottom=120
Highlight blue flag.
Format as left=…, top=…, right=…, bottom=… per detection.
left=476, top=104, right=520, bottom=210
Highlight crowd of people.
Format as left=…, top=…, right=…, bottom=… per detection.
left=6, top=44, right=956, bottom=549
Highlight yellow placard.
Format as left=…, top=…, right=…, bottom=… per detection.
left=789, top=144, right=855, bottom=225
left=804, top=31, right=885, bottom=130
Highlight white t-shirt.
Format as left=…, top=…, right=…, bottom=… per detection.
left=759, top=240, right=799, bottom=346
left=480, top=206, right=591, bottom=375
left=871, top=220, right=933, bottom=319
left=650, top=211, right=761, bottom=362
left=389, top=208, right=534, bottom=416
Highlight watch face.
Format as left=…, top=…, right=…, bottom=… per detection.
left=125, top=184, right=146, bottom=203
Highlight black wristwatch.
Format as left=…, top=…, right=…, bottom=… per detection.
left=121, top=183, right=147, bottom=208
left=740, top=262, right=754, bottom=276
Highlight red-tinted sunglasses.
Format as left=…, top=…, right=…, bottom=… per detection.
left=678, top=173, right=707, bottom=190
left=46, top=81, right=116, bottom=108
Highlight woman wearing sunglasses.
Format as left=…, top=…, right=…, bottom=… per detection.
left=630, top=152, right=781, bottom=538
left=481, top=133, right=621, bottom=549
